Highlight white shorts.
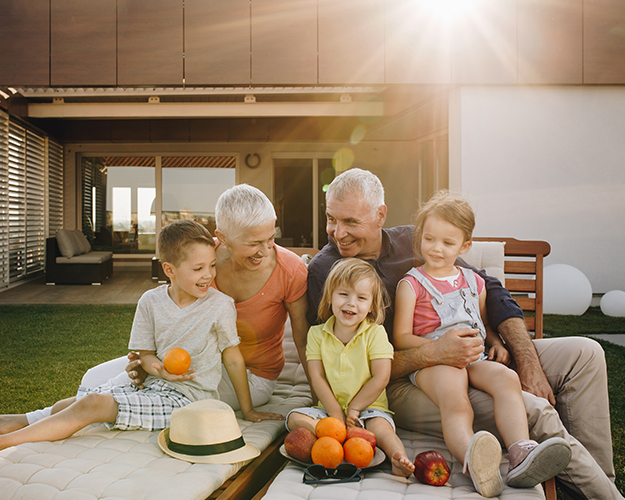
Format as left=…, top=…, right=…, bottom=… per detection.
left=286, top=407, right=396, bottom=432
left=218, top=364, right=276, bottom=410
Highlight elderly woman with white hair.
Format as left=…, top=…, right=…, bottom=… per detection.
left=0, top=185, right=309, bottom=432
left=211, top=184, right=309, bottom=408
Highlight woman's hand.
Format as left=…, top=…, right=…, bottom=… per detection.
left=488, top=344, right=510, bottom=365
left=242, top=409, right=285, bottom=423
left=126, top=352, right=148, bottom=387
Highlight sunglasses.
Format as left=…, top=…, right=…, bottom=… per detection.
left=303, top=463, right=362, bottom=485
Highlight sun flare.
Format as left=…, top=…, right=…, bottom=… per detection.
left=420, top=0, right=474, bottom=22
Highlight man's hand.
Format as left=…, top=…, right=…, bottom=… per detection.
left=390, top=327, right=484, bottom=380
left=497, top=317, right=556, bottom=406
left=515, top=357, right=556, bottom=405
left=126, top=352, right=148, bottom=388
left=431, top=328, right=484, bottom=369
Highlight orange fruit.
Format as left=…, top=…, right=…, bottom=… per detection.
left=315, top=417, right=347, bottom=443
left=311, top=436, right=344, bottom=468
left=163, top=347, right=191, bottom=375
left=343, top=437, right=374, bottom=468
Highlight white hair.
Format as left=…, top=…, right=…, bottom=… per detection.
left=326, top=168, right=385, bottom=216
left=215, top=184, right=276, bottom=238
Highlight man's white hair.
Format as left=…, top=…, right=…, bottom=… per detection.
left=215, top=184, right=276, bottom=238
left=326, top=168, right=385, bottom=217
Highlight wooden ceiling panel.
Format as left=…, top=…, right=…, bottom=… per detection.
left=584, top=0, right=625, bottom=83
left=251, top=0, right=317, bottom=84
left=185, top=0, right=250, bottom=85
left=518, top=0, right=582, bottom=84
left=51, top=0, right=117, bottom=86
left=318, top=0, right=385, bottom=84
left=118, top=0, right=183, bottom=86
left=0, top=0, right=49, bottom=86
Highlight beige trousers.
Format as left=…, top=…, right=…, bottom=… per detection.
left=387, top=336, right=623, bottom=500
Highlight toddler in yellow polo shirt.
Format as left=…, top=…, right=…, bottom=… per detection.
left=287, top=258, right=414, bottom=477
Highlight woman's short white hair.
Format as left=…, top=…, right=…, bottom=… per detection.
left=326, top=168, right=385, bottom=217
left=215, top=184, right=276, bottom=238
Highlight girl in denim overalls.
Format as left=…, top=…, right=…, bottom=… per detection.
left=394, top=191, right=571, bottom=498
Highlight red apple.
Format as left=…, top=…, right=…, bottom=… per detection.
left=284, top=427, right=318, bottom=463
left=345, top=426, right=377, bottom=451
left=413, top=450, right=451, bottom=486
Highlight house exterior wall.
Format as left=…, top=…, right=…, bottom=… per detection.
left=449, top=85, right=625, bottom=293
left=2, top=0, right=625, bottom=86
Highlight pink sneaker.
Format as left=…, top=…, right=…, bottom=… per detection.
left=506, top=438, right=572, bottom=488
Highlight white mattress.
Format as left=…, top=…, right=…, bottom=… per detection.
left=0, top=320, right=311, bottom=500
left=263, top=427, right=545, bottom=500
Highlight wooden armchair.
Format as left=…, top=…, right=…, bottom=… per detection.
left=474, top=237, right=555, bottom=500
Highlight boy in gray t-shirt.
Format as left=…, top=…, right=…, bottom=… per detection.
left=0, top=221, right=283, bottom=452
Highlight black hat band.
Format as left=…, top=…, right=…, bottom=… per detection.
left=167, top=435, right=246, bottom=456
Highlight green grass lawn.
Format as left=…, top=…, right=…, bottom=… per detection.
left=0, top=304, right=623, bottom=497
left=543, top=307, right=625, bottom=497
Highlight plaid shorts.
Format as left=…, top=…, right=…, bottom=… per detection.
left=76, top=379, right=192, bottom=431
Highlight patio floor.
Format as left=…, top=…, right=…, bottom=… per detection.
left=0, top=270, right=160, bottom=305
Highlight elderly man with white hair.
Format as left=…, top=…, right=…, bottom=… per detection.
left=304, top=168, right=621, bottom=500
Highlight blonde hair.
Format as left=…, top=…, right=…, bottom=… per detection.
left=317, top=258, right=389, bottom=325
left=159, top=219, right=214, bottom=267
left=413, top=190, right=475, bottom=256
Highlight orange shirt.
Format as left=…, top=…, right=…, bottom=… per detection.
left=212, top=245, right=308, bottom=380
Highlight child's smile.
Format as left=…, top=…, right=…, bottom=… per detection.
left=331, top=278, right=374, bottom=334
left=420, top=215, right=471, bottom=277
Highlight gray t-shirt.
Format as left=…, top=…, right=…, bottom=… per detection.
left=129, top=285, right=239, bottom=402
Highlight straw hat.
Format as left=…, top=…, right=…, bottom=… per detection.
left=158, top=399, right=260, bottom=464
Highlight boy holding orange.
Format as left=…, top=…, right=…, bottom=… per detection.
left=0, top=220, right=281, bottom=452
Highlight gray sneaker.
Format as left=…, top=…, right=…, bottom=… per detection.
left=506, top=437, right=572, bottom=488
left=464, top=431, right=504, bottom=497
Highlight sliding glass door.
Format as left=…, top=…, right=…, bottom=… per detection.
left=81, top=155, right=235, bottom=255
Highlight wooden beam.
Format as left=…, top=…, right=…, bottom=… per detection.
left=28, top=101, right=384, bottom=119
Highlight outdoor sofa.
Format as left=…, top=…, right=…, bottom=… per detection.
left=46, top=229, right=113, bottom=285
left=0, top=238, right=553, bottom=500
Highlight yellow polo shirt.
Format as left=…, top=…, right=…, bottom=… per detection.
left=306, top=317, right=394, bottom=413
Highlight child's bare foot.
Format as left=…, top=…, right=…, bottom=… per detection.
left=0, top=415, right=28, bottom=434
left=391, top=451, right=416, bottom=477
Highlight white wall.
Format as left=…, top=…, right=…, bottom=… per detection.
left=449, top=86, right=625, bottom=293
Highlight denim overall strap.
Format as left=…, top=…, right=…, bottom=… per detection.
left=406, top=267, right=487, bottom=353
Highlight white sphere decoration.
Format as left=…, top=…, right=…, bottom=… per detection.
left=600, top=290, right=625, bottom=317
left=543, top=264, right=592, bottom=315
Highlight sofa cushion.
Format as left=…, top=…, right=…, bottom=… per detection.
left=463, top=241, right=506, bottom=285
left=56, top=252, right=112, bottom=265
left=73, top=229, right=92, bottom=254
left=55, top=229, right=83, bottom=258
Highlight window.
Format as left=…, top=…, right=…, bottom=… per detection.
left=273, top=156, right=335, bottom=249
left=0, top=110, right=62, bottom=287
left=81, top=156, right=235, bottom=255
left=0, top=111, right=8, bottom=287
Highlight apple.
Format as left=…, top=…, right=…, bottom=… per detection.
left=284, top=427, right=318, bottom=463
left=345, top=426, right=377, bottom=451
left=413, top=450, right=451, bottom=486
